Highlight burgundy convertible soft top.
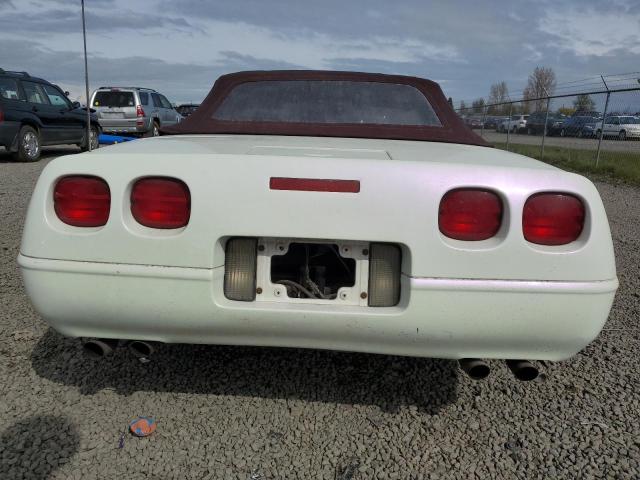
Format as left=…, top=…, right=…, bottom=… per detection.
left=162, top=70, right=489, bottom=147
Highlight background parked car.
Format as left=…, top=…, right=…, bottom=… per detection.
left=0, top=68, right=100, bottom=161
left=484, top=116, right=508, bottom=130
left=559, top=115, right=602, bottom=138
left=176, top=103, right=200, bottom=117
left=499, top=114, right=529, bottom=133
left=90, top=87, right=182, bottom=137
left=463, top=116, right=483, bottom=129
left=525, top=112, right=566, bottom=136
left=597, top=116, right=640, bottom=140
left=483, top=116, right=503, bottom=130
left=573, top=110, right=601, bottom=118
left=580, top=118, right=601, bottom=138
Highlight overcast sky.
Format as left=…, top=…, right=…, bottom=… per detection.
left=1, top=0, right=638, bottom=105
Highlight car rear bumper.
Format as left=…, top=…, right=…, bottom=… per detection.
left=0, top=122, right=20, bottom=149
left=18, top=254, right=618, bottom=361
left=98, top=118, right=149, bottom=134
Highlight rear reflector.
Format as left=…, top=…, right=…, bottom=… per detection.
left=439, top=189, right=502, bottom=241
left=270, top=177, right=360, bottom=193
left=523, top=193, right=585, bottom=245
left=368, top=243, right=401, bottom=307
left=224, top=238, right=257, bottom=301
left=54, top=176, right=110, bottom=227
left=131, top=177, right=190, bottom=229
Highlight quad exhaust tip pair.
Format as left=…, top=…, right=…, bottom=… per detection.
left=83, top=338, right=154, bottom=359
left=82, top=339, right=539, bottom=382
left=458, top=358, right=540, bottom=382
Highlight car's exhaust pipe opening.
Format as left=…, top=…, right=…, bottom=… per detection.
left=506, top=360, right=539, bottom=381
left=83, top=338, right=118, bottom=358
left=458, top=358, right=490, bottom=380
left=129, top=340, right=155, bottom=358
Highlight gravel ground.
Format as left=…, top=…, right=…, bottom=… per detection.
left=1, top=148, right=639, bottom=479
left=479, top=130, right=640, bottom=154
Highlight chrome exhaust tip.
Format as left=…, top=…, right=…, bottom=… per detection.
left=83, top=338, right=119, bottom=358
left=506, top=360, right=539, bottom=381
left=458, top=358, right=490, bottom=380
left=128, top=340, right=155, bottom=358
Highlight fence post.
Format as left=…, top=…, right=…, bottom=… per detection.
left=540, top=96, right=550, bottom=161
left=480, top=105, right=487, bottom=138
left=595, top=93, right=610, bottom=168
left=506, top=103, right=513, bottom=151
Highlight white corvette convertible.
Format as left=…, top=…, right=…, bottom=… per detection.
left=19, top=71, right=617, bottom=381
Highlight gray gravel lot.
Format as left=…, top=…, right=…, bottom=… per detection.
left=479, top=130, right=640, bottom=154
left=1, top=148, right=639, bottom=479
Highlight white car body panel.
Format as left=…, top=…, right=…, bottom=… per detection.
left=19, top=135, right=618, bottom=360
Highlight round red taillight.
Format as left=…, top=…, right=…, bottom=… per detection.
left=54, top=176, right=110, bottom=227
left=439, top=188, right=503, bottom=241
left=523, top=192, right=585, bottom=245
left=131, top=177, right=190, bottom=229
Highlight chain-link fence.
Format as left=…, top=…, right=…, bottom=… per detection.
left=455, top=75, right=640, bottom=181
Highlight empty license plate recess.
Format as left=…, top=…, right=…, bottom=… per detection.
left=256, top=238, right=370, bottom=306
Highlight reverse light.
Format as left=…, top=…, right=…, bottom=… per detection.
left=523, top=193, right=585, bottom=245
left=131, top=177, right=190, bottom=229
left=224, top=238, right=258, bottom=301
left=439, top=189, right=503, bottom=241
left=368, top=243, right=401, bottom=307
left=54, top=176, right=110, bottom=227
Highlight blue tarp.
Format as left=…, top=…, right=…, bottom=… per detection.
left=98, top=134, right=137, bottom=145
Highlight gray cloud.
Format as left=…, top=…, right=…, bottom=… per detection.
left=216, top=51, right=303, bottom=71
left=1, top=5, right=195, bottom=35
left=161, top=0, right=547, bottom=55
left=157, top=0, right=640, bottom=102
left=35, top=0, right=115, bottom=3
left=2, top=0, right=639, bottom=104
left=0, top=39, right=308, bottom=103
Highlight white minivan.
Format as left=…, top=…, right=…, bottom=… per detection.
left=596, top=116, right=640, bottom=140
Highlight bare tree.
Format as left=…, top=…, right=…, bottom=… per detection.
left=459, top=100, right=467, bottom=114
left=522, top=66, right=556, bottom=112
left=519, top=101, right=531, bottom=114
left=573, top=94, right=596, bottom=113
left=488, top=81, right=509, bottom=114
left=471, top=98, right=486, bottom=114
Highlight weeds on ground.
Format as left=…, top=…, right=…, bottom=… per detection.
left=493, top=142, right=640, bottom=184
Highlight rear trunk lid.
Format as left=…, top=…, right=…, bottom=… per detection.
left=20, top=135, right=615, bottom=282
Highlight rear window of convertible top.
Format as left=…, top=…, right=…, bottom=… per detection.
left=212, top=80, right=442, bottom=127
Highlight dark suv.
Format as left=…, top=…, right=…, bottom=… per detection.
left=525, top=111, right=566, bottom=136
left=0, top=69, right=100, bottom=161
left=559, top=115, right=602, bottom=138
left=176, top=103, right=200, bottom=117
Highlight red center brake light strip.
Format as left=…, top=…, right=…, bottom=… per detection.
left=270, top=177, right=360, bottom=193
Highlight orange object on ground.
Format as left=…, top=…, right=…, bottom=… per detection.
left=129, top=417, right=156, bottom=437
